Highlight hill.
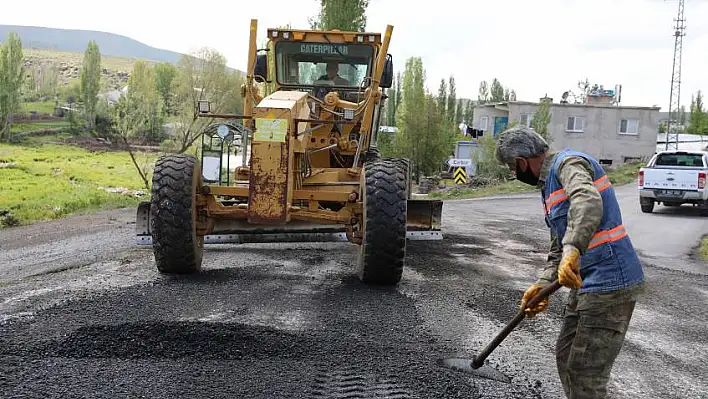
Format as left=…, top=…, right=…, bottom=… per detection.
left=1, top=25, right=243, bottom=92
left=22, top=48, right=158, bottom=90
left=0, top=25, right=184, bottom=63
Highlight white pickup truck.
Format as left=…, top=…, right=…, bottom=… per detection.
left=638, top=150, right=708, bottom=215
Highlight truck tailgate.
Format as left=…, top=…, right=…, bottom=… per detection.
left=643, top=168, right=700, bottom=190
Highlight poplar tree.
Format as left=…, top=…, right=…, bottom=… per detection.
left=0, top=32, right=24, bottom=140
left=309, top=0, right=369, bottom=31
left=80, top=40, right=102, bottom=130
left=446, top=76, right=456, bottom=123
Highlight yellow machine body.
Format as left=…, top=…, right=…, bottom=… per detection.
left=137, top=19, right=444, bottom=284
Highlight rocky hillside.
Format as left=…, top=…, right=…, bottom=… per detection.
left=3, top=25, right=243, bottom=92
left=22, top=48, right=149, bottom=90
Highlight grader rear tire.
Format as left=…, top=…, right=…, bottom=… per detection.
left=150, top=154, right=204, bottom=274
left=357, top=160, right=408, bottom=285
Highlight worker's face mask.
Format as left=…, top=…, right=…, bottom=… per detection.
left=515, top=158, right=539, bottom=186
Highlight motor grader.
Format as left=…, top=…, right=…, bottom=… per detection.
left=135, top=19, right=443, bottom=285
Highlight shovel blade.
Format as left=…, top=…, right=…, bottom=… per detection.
left=438, top=358, right=511, bottom=383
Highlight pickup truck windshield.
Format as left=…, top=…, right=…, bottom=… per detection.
left=275, top=41, right=374, bottom=88
left=654, top=153, right=705, bottom=167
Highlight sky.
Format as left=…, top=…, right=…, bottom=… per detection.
left=1, top=0, right=707, bottom=109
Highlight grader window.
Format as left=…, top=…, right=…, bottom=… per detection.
left=275, top=41, right=374, bottom=88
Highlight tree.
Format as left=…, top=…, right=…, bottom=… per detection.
left=437, top=78, right=447, bottom=116
left=531, top=98, right=552, bottom=143
left=474, top=133, right=512, bottom=181
left=477, top=81, right=489, bottom=104
left=80, top=40, right=102, bottom=130
left=424, top=91, right=455, bottom=175
left=395, top=72, right=402, bottom=108
left=169, top=47, right=243, bottom=153
left=679, top=105, right=687, bottom=127
left=446, top=76, right=456, bottom=123
left=113, top=61, right=164, bottom=188
left=490, top=78, right=505, bottom=102
left=0, top=32, right=24, bottom=140
left=391, top=57, right=427, bottom=181
left=686, top=90, right=708, bottom=139
left=455, top=99, right=464, bottom=124
left=154, top=62, right=177, bottom=116
left=39, top=63, right=59, bottom=102
left=385, top=80, right=397, bottom=126
left=384, top=72, right=402, bottom=127
left=389, top=57, right=454, bottom=182
left=309, top=0, right=369, bottom=31
left=385, top=84, right=396, bottom=126
left=464, top=99, right=474, bottom=124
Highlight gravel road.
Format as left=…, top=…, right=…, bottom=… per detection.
left=1, top=182, right=706, bottom=398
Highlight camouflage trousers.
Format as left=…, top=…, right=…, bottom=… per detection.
left=555, top=282, right=644, bottom=399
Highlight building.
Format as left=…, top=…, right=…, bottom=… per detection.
left=472, top=97, right=661, bottom=166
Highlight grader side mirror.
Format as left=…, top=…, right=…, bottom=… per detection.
left=380, top=54, right=393, bottom=88
left=254, top=54, right=269, bottom=83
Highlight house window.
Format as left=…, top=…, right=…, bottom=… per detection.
left=479, top=116, right=489, bottom=131
left=619, top=119, right=639, bottom=135
left=520, top=113, right=533, bottom=127
left=566, top=116, right=585, bottom=133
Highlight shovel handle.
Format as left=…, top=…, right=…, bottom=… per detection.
left=471, top=281, right=562, bottom=369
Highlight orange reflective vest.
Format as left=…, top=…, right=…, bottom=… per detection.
left=543, top=149, right=644, bottom=294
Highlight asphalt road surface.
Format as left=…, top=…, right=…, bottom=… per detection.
left=1, top=181, right=707, bottom=399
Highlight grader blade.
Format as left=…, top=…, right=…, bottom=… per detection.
left=406, top=199, right=443, bottom=240
left=135, top=199, right=443, bottom=246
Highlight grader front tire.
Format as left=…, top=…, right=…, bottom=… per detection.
left=150, top=154, right=204, bottom=274
left=357, top=160, right=408, bottom=285
left=384, top=157, right=412, bottom=199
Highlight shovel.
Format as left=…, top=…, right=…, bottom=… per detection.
left=438, top=281, right=563, bottom=383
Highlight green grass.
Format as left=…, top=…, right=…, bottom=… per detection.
left=430, top=161, right=644, bottom=200
left=11, top=122, right=71, bottom=133
left=606, top=162, right=643, bottom=186
left=22, top=101, right=58, bottom=115
left=699, top=237, right=708, bottom=262
left=0, top=141, right=157, bottom=227
left=428, top=180, right=535, bottom=200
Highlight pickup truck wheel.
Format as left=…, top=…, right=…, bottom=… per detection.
left=640, top=197, right=654, bottom=213
left=700, top=201, right=708, bottom=217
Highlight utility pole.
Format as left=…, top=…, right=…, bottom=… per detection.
left=665, top=0, right=686, bottom=151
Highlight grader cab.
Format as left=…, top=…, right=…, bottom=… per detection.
left=135, top=19, right=443, bottom=285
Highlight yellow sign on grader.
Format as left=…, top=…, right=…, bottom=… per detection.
left=135, top=19, right=444, bottom=285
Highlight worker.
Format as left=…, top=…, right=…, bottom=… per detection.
left=494, top=126, right=645, bottom=399
left=318, top=61, right=350, bottom=86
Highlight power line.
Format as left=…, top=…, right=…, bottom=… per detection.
left=665, top=0, right=686, bottom=151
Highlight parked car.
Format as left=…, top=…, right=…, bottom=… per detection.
left=638, top=150, right=708, bottom=215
